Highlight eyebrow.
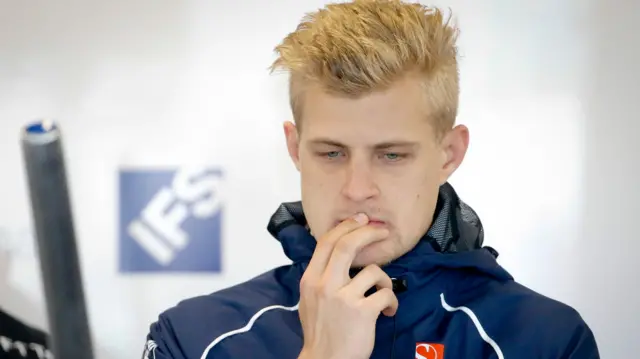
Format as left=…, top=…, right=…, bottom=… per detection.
left=308, top=138, right=419, bottom=150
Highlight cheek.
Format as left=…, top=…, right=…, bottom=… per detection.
left=299, top=150, right=330, bottom=178
left=385, top=173, right=438, bottom=229
left=300, top=157, right=344, bottom=191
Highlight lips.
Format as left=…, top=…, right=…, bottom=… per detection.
left=367, top=220, right=387, bottom=227
left=336, top=217, right=386, bottom=226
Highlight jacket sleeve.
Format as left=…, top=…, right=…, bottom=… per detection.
left=141, top=314, right=188, bottom=359
left=560, top=318, right=600, bottom=359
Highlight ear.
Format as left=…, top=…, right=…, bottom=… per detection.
left=439, top=124, right=469, bottom=184
left=283, top=121, right=301, bottom=171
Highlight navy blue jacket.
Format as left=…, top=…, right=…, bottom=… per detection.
left=142, top=184, right=599, bottom=359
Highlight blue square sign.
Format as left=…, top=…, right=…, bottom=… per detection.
left=118, top=167, right=223, bottom=273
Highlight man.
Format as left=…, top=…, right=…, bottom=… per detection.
left=143, top=1, right=599, bottom=358
left=0, top=307, right=52, bottom=359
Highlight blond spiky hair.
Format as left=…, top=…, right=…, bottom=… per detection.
left=270, top=0, right=460, bottom=138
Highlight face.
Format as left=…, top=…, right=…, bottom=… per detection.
left=284, top=77, right=469, bottom=267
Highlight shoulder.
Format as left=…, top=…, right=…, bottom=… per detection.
left=470, top=280, right=599, bottom=358
left=145, top=265, right=300, bottom=359
left=490, top=281, right=587, bottom=326
left=162, top=264, right=300, bottom=332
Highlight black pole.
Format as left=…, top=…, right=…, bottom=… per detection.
left=20, top=120, right=94, bottom=359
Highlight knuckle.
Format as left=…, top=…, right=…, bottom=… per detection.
left=317, top=232, right=341, bottom=250
left=338, top=292, right=355, bottom=307
left=386, top=289, right=399, bottom=304
left=363, top=264, right=383, bottom=276
left=362, top=264, right=391, bottom=286
left=375, top=288, right=395, bottom=304
left=379, top=287, right=393, bottom=297
left=334, top=236, right=355, bottom=254
left=315, top=280, right=332, bottom=298
left=315, top=237, right=332, bottom=251
left=299, top=276, right=313, bottom=293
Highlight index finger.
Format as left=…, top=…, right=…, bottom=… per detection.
left=303, top=213, right=369, bottom=279
left=322, top=225, right=389, bottom=288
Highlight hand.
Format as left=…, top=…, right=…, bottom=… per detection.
left=297, top=213, right=398, bottom=359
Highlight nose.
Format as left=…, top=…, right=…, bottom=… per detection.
left=340, top=159, right=379, bottom=202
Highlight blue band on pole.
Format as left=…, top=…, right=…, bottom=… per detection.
left=25, top=120, right=57, bottom=134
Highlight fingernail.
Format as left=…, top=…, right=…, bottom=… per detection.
left=353, top=213, right=368, bottom=224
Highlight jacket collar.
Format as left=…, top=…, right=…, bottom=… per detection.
left=267, top=183, right=486, bottom=268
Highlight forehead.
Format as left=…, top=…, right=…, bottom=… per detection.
left=299, top=78, right=436, bottom=144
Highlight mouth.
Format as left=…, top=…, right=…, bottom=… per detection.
left=336, top=217, right=387, bottom=227
left=367, top=220, right=387, bottom=227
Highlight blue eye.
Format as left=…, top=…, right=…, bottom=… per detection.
left=316, top=151, right=343, bottom=159
left=384, top=153, right=405, bottom=161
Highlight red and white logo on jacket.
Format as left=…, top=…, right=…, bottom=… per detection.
left=415, top=342, right=445, bottom=359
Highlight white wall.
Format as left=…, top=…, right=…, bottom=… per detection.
left=0, top=0, right=637, bottom=358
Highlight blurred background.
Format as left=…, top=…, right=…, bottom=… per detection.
left=0, top=0, right=638, bottom=358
